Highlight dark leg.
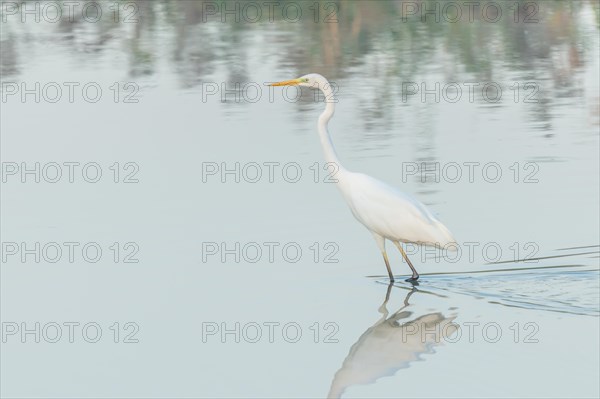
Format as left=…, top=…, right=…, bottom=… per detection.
left=382, top=252, right=394, bottom=282
left=395, top=242, right=419, bottom=282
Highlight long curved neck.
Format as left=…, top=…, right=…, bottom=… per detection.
left=317, top=82, right=347, bottom=174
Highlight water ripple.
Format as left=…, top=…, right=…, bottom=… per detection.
left=420, top=268, right=600, bottom=316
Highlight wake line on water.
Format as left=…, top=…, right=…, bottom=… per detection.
left=366, top=263, right=598, bottom=278
left=487, top=247, right=600, bottom=265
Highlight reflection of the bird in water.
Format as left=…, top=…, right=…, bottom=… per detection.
left=328, top=283, right=457, bottom=399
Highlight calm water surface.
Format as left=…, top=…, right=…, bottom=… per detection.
left=1, top=1, right=599, bottom=397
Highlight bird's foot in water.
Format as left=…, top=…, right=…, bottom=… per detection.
left=405, top=276, right=419, bottom=285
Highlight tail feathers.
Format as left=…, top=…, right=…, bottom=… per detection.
left=429, top=221, right=457, bottom=250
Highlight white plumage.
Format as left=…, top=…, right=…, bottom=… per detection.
left=338, top=172, right=455, bottom=246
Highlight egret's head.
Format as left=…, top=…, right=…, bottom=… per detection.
left=270, top=73, right=325, bottom=89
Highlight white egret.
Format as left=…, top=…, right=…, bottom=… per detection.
left=271, top=74, right=456, bottom=282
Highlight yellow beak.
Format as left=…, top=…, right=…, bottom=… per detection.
left=270, top=78, right=301, bottom=86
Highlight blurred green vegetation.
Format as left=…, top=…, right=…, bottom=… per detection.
left=1, top=0, right=598, bottom=88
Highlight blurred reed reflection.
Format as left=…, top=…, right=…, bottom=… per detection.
left=3, top=1, right=598, bottom=85
left=328, top=283, right=457, bottom=398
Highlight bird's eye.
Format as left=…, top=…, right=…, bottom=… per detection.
left=302, top=78, right=309, bottom=82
